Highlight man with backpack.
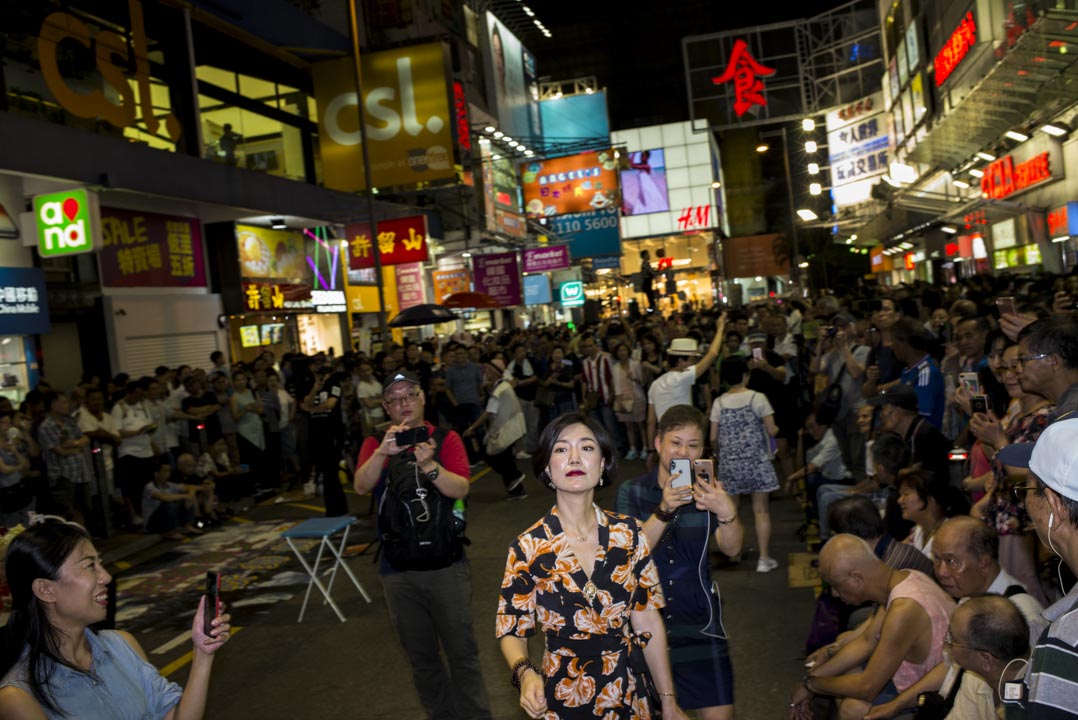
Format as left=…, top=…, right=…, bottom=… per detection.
left=353, top=370, right=492, bottom=720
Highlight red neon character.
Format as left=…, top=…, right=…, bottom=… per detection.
left=711, top=38, right=776, bottom=117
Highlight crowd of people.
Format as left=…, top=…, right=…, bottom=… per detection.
left=2, top=268, right=1078, bottom=718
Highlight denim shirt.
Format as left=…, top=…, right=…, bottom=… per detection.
left=0, top=629, right=182, bottom=719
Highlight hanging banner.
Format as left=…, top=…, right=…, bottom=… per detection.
left=431, top=268, right=471, bottom=301
left=395, top=262, right=426, bottom=310
left=99, top=208, right=205, bottom=287
left=235, top=225, right=309, bottom=280
left=347, top=215, right=430, bottom=269
left=522, top=245, right=570, bottom=273
left=473, top=252, right=522, bottom=306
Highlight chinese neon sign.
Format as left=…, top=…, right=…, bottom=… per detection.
left=980, top=152, right=1051, bottom=200
left=711, top=38, right=776, bottom=117
left=347, top=215, right=429, bottom=269
left=453, top=81, right=471, bottom=153
left=934, top=11, right=977, bottom=87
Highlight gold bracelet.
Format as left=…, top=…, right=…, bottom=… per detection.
left=657, top=691, right=676, bottom=697
left=716, top=514, right=738, bottom=525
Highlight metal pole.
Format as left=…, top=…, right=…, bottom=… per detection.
left=780, top=126, right=801, bottom=291
left=346, top=0, right=390, bottom=349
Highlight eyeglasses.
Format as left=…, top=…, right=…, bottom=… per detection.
left=943, top=630, right=984, bottom=653
left=998, top=364, right=1020, bottom=375
left=932, top=555, right=966, bottom=572
left=384, top=391, right=421, bottom=407
left=1011, top=483, right=1038, bottom=503
left=1017, top=353, right=1050, bottom=367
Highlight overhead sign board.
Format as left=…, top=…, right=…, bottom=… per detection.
left=559, top=280, right=585, bottom=308
left=0, top=268, right=50, bottom=335
left=520, top=150, right=620, bottom=219
left=33, top=188, right=101, bottom=258
left=825, top=91, right=889, bottom=208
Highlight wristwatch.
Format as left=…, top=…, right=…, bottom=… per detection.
left=423, top=465, right=440, bottom=481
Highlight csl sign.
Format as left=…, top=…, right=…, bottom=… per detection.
left=33, top=189, right=101, bottom=258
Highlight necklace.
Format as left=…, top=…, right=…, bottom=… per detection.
left=566, top=519, right=596, bottom=543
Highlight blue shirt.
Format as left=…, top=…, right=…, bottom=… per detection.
left=900, top=354, right=945, bottom=430
left=0, top=629, right=182, bottom=719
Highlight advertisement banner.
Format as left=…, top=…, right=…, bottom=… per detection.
left=33, top=188, right=101, bottom=258
left=312, top=43, right=456, bottom=192
left=431, top=268, right=471, bottom=301
left=494, top=209, right=528, bottom=238
left=826, top=92, right=889, bottom=208
left=345, top=284, right=382, bottom=313
left=521, top=150, right=620, bottom=219
left=482, top=13, right=542, bottom=142
left=241, top=281, right=313, bottom=312
left=0, top=268, right=49, bottom=335
left=620, top=149, right=670, bottom=216
left=539, top=92, right=610, bottom=148
left=395, top=262, right=426, bottom=310
left=99, top=208, right=205, bottom=287
left=236, top=225, right=309, bottom=280
left=522, top=245, right=570, bottom=273
left=346, top=215, right=429, bottom=269
left=523, top=274, right=551, bottom=305
left=473, top=252, right=522, bottom=306
left=722, top=234, right=790, bottom=279
left=546, top=207, right=621, bottom=259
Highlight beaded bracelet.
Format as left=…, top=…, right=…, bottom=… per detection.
left=511, top=657, right=539, bottom=689
left=653, top=504, right=677, bottom=523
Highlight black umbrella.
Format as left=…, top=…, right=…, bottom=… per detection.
left=388, top=303, right=459, bottom=328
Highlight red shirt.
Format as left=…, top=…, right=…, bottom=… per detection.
left=357, top=421, right=470, bottom=482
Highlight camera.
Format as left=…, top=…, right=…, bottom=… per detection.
left=824, top=326, right=838, bottom=338
left=395, top=425, right=430, bottom=447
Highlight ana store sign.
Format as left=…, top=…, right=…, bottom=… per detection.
left=32, top=188, right=101, bottom=258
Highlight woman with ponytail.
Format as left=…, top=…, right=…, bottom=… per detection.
left=0, top=520, right=230, bottom=718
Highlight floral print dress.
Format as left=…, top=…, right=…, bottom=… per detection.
left=985, top=405, right=1052, bottom=536
left=497, top=505, right=665, bottom=719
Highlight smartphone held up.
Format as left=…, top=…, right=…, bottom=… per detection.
left=204, top=571, right=221, bottom=635
left=670, top=458, right=693, bottom=488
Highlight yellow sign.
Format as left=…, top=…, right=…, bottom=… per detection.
left=345, top=284, right=382, bottom=313
left=313, top=43, right=456, bottom=192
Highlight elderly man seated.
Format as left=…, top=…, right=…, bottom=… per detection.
left=789, top=535, right=955, bottom=720
left=863, top=516, right=1046, bottom=718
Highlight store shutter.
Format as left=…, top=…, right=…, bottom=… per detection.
left=122, top=333, right=220, bottom=378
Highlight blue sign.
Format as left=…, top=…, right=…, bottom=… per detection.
left=547, top=207, right=620, bottom=259
left=540, top=93, right=610, bottom=154
left=523, top=274, right=552, bottom=305
left=0, top=268, right=49, bottom=335
left=592, top=255, right=621, bottom=270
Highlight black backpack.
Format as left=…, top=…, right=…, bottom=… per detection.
left=376, top=428, right=468, bottom=571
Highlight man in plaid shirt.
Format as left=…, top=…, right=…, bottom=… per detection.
left=579, top=335, right=621, bottom=451
left=38, top=392, right=96, bottom=527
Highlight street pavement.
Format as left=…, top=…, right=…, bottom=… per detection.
left=104, top=459, right=819, bottom=719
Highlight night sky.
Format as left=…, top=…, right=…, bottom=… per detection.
left=527, top=1, right=845, bottom=129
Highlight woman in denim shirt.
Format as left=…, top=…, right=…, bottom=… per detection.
left=0, top=520, right=231, bottom=718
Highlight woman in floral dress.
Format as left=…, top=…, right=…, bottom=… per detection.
left=497, top=412, right=688, bottom=720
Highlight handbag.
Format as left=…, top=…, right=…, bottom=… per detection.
left=613, top=393, right=635, bottom=414
left=815, top=362, right=847, bottom=427
left=534, top=386, right=555, bottom=408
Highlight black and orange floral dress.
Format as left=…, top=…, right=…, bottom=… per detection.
left=496, top=504, right=665, bottom=720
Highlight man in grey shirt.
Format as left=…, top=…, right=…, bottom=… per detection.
left=812, top=313, right=870, bottom=479
left=444, top=346, right=485, bottom=460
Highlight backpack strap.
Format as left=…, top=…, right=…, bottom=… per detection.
left=1003, top=584, right=1027, bottom=598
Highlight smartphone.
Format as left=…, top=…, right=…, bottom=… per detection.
left=752, top=347, right=763, bottom=361
left=959, top=372, right=981, bottom=395
left=395, top=425, right=430, bottom=447
left=204, top=571, right=220, bottom=636
left=670, top=458, right=693, bottom=488
left=996, top=296, right=1017, bottom=317
left=970, top=394, right=989, bottom=415
left=694, top=458, right=715, bottom=485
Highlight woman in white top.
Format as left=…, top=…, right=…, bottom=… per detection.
left=229, top=371, right=265, bottom=484
left=895, top=469, right=947, bottom=559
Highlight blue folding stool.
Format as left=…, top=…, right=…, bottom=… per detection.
left=281, top=515, right=372, bottom=622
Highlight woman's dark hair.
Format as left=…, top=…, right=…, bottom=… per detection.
left=871, top=432, right=911, bottom=480
left=720, top=356, right=749, bottom=386
left=827, top=495, right=885, bottom=540
left=981, top=330, right=1013, bottom=416
left=532, top=412, right=617, bottom=490
left=896, top=468, right=970, bottom=517
left=1, top=521, right=94, bottom=715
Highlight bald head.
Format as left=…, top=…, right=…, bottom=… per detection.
left=177, top=453, right=196, bottom=475
left=819, top=534, right=879, bottom=578
left=953, top=595, right=1030, bottom=665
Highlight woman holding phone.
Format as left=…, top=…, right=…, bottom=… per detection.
left=0, top=520, right=231, bottom=718
left=497, top=413, right=689, bottom=720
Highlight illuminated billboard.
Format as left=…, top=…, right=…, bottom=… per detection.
left=520, top=150, right=619, bottom=219
left=825, top=92, right=889, bottom=208
left=482, top=13, right=542, bottom=142
left=620, top=149, right=669, bottom=216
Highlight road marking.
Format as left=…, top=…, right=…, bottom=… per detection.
left=229, top=516, right=253, bottom=524
left=470, top=466, right=491, bottom=484
left=289, top=502, right=328, bottom=513
left=115, top=561, right=132, bottom=570
left=152, top=631, right=192, bottom=655
left=160, top=627, right=242, bottom=677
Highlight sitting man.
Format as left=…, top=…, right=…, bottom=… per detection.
left=175, top=451, right=218, bottom=524
left=863, top=516, right=1046, bottom=718
left=784, top=412, right=851, bottom=538
left=790, top=534, right=955, bottom=720
left=142, top=462, right=202, bottom=540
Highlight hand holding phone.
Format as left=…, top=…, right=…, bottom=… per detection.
left=204, top=571, right=220, bottom=636
left=959, top=372, right=981, bottom=396
left=996, top=296, right=1017, bottom=317
left=970, top=394, right=989, bottom=416
left=670, top=458, right=693, bottom=488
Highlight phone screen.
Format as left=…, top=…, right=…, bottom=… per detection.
left=959, top=372, right=981, bottom=396
left=395, top=425, right=430, bottom=447
left=996, top=297, right=1017, bottom=317
left=694, top=458, right=715, bottom=485
left=204, top=571, right=220, bottom=635
left=752, top=347, right=763, bottom=361
left=970, top=394, right=989, bottom=415
left=670, top=458, right=692, bottom=488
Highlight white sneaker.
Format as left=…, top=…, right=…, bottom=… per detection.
left=756, top=557, right=779, bottom=573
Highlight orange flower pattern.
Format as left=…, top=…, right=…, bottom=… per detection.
left=496, top=506, right=664, bottom=719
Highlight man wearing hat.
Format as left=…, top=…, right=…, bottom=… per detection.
left=646, top=315, right=725, bottom=446
left=997, top=418, right=1078, bottom=717
left=867, top=384, right=951, bottom=488
left=354, top=370, right=492, bottom=720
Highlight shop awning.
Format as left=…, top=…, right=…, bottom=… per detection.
left=907, top=9, right=1078, bottom=170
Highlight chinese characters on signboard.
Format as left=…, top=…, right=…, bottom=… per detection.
left=395, top=263, right=426, bottom=310
left=826, top=91, right=888, bottom=208
left=473, top=252, right=522, bottom=306
left=521, top=246, right=570, bottom=273
left=99, top=208, right=205, bottom=287
left=431, top=268, right=471, bottom=301
left=711, top=39, right=776, bottom=117
left=934, top=11, right=977, bottom=87
left=347, top=215, right=429, bottom=269
left=0, top=268, right=49, bottom=335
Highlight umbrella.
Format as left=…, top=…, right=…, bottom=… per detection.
left=388, top=304, right=459, bottom=328
left=442, top=291, right=501, bottom=309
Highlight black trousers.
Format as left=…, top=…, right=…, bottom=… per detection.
left=310, top=423, right=348, bottom=517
